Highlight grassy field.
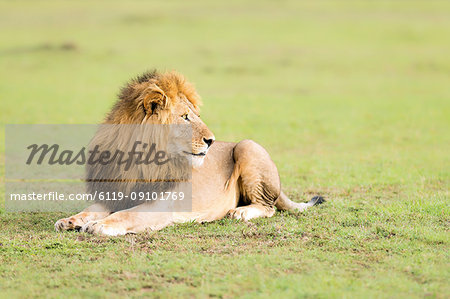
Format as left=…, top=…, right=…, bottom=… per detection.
left=1, top=0, right=449, bottom=297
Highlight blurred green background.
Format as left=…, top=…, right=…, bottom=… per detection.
left=0, top=0, right=449, bottom=297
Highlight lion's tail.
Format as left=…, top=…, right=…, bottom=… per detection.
left=275, top=191, right=325, bottom=212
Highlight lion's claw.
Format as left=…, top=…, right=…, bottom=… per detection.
left=54, top=217, right=85, bottom=232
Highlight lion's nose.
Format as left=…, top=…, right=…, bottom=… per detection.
left=203, top=138, right=215, bottom=148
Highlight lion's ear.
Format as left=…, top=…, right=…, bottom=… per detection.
left=142, top=84, right=168, bottom=115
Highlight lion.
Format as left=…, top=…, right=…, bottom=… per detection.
left=55, top=70, right=324, bottom=236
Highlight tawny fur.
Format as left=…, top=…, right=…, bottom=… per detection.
left=55, top=70, right=317, bottom=236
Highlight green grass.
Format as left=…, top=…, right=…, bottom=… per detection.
left=0, top=0, right=449, bottom=297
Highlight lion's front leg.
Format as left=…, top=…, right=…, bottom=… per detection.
left=80, top=204, right=176, bottom=236
left=80, top=216, right=131, bottom=236
left=55, top=203, right=111, bottom=232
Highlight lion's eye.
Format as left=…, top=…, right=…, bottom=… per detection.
left=182, top=114, right=190, bottom=121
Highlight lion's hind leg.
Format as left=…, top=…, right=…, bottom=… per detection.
left=227, top=205, right=275, bottom=221
left=227, top=140, right=281, bottom=221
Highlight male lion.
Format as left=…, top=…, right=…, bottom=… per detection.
left=55, top=70, right=324, bottom=236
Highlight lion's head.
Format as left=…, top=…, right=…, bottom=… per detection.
left=86, top=71, right=215, bottom=212
left=105, top=70, right=215, bottom=167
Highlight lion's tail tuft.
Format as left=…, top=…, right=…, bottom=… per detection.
left=275, top=191, right=325, bottom=212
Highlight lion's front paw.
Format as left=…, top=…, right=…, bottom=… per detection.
left=55, top=217, right=85, bottom=232
left=80, top=220, right=130, bottom=236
